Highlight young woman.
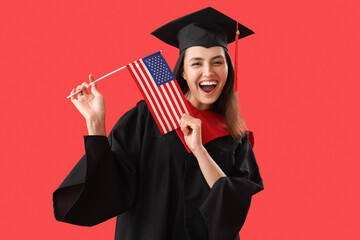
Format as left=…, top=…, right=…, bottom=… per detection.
left=53, top=7, right=263, bottom=240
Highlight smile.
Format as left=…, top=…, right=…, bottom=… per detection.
left=199, top=80, right=218, bottom=93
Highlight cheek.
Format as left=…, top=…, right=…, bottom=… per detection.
left=224, top=65, right=229, bottom=78
left=219, top=69, right=228, bottom=84
left=188, top=80, right=198, bottom=90
left=185, top=71, right=200, bottom=86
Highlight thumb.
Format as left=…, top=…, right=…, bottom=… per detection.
left=89, top=74, right=101, bottom=96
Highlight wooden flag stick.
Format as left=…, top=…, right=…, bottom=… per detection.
left=66, top=50, right=162, bottom=99
left=66, top=65, right=126, bottom=98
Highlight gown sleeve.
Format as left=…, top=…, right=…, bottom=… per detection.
left=199, top=133, right=264, bottom=240
left=52, top=104, right=144, bottom=226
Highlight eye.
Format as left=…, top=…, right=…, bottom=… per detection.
left=213, top=61, right=224, bottom=65
left=191, top=62, right=201, bottom=67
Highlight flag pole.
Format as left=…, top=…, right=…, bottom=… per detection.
left=66, top=65, right=126, bottom=98
left=66, top=50, right=163, bottom=99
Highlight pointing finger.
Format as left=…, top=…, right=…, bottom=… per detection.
left=89, top=74, right=101, bottom=96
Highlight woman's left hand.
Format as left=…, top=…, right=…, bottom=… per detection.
left=180, top=114, right=204, bottom=153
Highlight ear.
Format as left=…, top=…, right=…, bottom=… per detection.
left=182, top=71, right=186, bottom=80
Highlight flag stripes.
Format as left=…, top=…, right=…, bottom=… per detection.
left=127, top=54, right=189, bottom=135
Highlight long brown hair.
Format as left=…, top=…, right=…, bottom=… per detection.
left=173, top=48, right=247, bottom=138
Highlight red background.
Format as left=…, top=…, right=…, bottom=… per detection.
left=0, top=0, right=359, bottom=239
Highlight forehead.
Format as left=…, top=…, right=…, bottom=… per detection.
left=184, top=46, right=226, bottom=60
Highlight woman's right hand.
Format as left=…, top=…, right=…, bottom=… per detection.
left=70, top=74, right=106, bottom=136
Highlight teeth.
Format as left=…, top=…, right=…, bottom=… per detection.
left=199, top=81, right=217, bottom=86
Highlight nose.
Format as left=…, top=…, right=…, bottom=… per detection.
left=203, top=63, right=214, bottom=78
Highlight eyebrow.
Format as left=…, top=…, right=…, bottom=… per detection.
left=188, top=55, right=224, bottom=62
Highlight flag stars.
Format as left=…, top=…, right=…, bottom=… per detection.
left=143, top=53, right=175, bottom=86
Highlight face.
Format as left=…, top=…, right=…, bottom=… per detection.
left=182, top=46, right=228, bottom=110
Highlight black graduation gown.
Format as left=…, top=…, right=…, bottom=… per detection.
left=53, top=101, right=264, bottom=240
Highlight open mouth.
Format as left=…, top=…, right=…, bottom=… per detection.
left=199, top=80, right=217, bottom=93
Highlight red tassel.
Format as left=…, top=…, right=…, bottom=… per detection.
left=248, top=130, right=254, bottom=148
left=234, top=26, right=240, bottom=91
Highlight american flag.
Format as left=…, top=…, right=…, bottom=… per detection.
left=127, top=51, right=190, bottom=135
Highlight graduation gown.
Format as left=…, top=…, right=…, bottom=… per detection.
left=53, top=100, right=263, bottom=240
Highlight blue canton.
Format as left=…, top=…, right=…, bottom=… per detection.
left=143, top=52, right=175, bottom=86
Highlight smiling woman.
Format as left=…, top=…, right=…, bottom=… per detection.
left=174, top=46, right=245, bottom=138
left=182, top=46, right=228, bottom=111
left=53, top=7, right=263, bottom=240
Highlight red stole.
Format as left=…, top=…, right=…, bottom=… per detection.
left=175, top=101, right=229, bottom=153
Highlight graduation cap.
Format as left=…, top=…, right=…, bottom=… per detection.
left=151, top=7, right=254, bottom=91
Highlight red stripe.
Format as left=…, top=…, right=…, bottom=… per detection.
left=170, top=81, right=185, bottom=114
left=137, top=61, right=173, bottom=131
left=128, top=59, right=191, bottom=134
left=162, top=83, right=182, bottom=125
left=163, top=83, right=182, bottom=124
left=159, top=84, right=179, bottom=128
left=166, top=82, right=182, bottom=115
left=127, top=63, right=165, bottom=134
left=170, top=81, right=186, bottom=115
left=128, top=62, right=167, bottom=134
left=173, top=80, right=192, bottom=116
left=173, top=79, right=188, bottom=104
left=133, top=61, right=170, bottom=133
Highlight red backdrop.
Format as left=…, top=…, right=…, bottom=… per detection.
left=0, top=0, right=359, bottom=239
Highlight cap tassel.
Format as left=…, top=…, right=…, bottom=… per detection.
left=234, top=27, right=240, bottom=91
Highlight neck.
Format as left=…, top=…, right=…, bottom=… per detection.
left=185, top=94, right=214, bottom=111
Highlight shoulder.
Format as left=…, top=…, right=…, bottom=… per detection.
left=236, top=131, right=253, bottom=147
left=115, top=100, right=149, bottom=123
left=135, top=99, right=148, bottom=111
left=125, top=100, right=149, bottom=117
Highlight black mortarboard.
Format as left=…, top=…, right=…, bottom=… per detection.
left=151, top=7, right=254, bottom=52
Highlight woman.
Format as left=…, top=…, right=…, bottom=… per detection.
left=53, top=7, right=263, bottom=240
